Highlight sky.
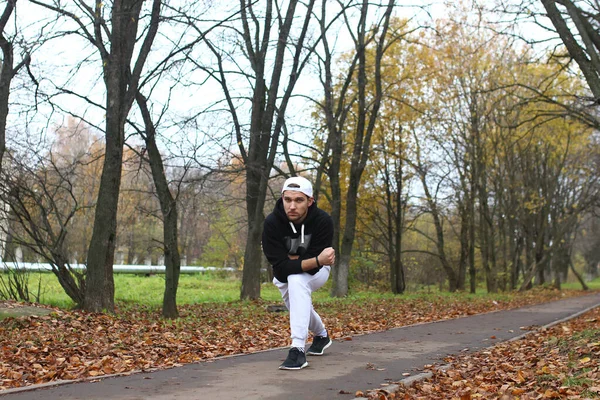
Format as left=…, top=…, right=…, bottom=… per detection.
left=5, top=0, right=560, bottom=166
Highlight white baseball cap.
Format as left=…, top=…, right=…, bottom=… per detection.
left=281, top=176, right=313, bottom=198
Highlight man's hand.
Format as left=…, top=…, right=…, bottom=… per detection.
left=317, top=247, right=335, bottom=266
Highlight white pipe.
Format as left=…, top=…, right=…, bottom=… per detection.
left=0, top=262, right=236, bottom=274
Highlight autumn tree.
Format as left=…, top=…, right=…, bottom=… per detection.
left=312, top=0, right=396, bottom=297
left=418, top=11, right=518, bottom=293
left=352, top=20, right=427, bottom=294
left=356, top=2, right=599, bottom=294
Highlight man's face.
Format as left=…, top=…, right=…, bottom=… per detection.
left=282, top=190, right=314, bottom=223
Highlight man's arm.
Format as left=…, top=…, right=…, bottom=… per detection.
left=292, top=247, right=335, bottom=271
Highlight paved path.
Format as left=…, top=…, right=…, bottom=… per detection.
left=2, top=292, right=600, bottom=400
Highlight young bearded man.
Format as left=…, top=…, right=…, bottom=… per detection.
left=262, top=176, right=335, bottom=370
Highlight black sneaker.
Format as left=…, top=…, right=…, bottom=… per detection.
left=279, top=347, right=308, bottom=370
left=306, top=335, right=332, bottom=356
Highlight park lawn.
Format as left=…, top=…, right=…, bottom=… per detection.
left=23, top=271, right=600, bottom=309
left=23, top=271, right=286, bottom=308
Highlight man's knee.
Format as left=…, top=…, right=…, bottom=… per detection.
left=287, top=274, right=311, bottom=292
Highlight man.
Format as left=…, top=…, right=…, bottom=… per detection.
left=262, top=176, right=335, bottom=370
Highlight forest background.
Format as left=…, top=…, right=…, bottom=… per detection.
left=0, top=0, right=600, bottom=318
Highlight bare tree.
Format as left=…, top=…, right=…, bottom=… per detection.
left=370, top=132, right=409, bottom=294
left=135, top=93, right=182, bottom=318
left=408, top=131, right=459, bottom=292
left=0, top=0, right=31, bottom=173
left=0, top=147, right=89, bottom=306
left=189, top=0, right=319, bottom=299
left=30, top=0, right=163, bottom=312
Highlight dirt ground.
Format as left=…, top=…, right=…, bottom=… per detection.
left=0, top=300, right=53, bottom=319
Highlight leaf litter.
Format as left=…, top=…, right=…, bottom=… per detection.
left=0, top=288, right=594, bottom=393
left=360, top=304, right=600, bottom=399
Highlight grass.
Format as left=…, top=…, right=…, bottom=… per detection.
left=5, top=271, right=600, bottom=310
left=9, top=271, right=434, bottom=308
left=20, top=272, right=284, bottom=308
left=561, top=278, right=600, bottom=290
left=537, top=374, right=557, bottom=383
left=563, top=375, right=594, bottom=387
left=553, top=329, right=600, bottom=355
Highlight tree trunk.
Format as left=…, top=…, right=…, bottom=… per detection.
left=84, top=0, right=148, bottom=313
left=570, top=260, right=589, bottom=291
left=241, top=212, right=264, bottom=300
left=457, top=203, right=469, bottom=291
left=240, top=144, right=270, bottom=299
left=0, top=35, right=12, bottom=171
left=335, top=176, right=360, bottom=297
left=389, top=152, right=405, bottom=294
left=519, top=253, right=548, bottom=291
left=328, top=136, right=343, bottom=287
left=479, top=208, right=493, bottom=293
left=468, top=173, right=476, bottom=293
left=418, top=167, right=458, bottom=292
left=136, top=93, right=181, bottom=319
left=0, top=0, right=15, bottom=171
left=509, top=234, right=521, bottom=290
left=0, top=0, right=30, bottom=175
left=84, top=111, right=124, bottom=312
left=392, top=193, right=405, bottom=294
left=540, top=0, right=600, bottom=100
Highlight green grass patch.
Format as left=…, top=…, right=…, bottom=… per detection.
left=21, top=272, right=285, bottom=308
left=561, top=278, right=600, bottom=291
left=537, top=374, right=557, bottom=383
left=554, top=328, right=600, bottom=355
left=581, top=389, right=600, bottom=398
left=571, top=329, right=600, bottom=343
left=563, top=373, right=594, bottom=387
left=6, top=271, right=600, bottom=311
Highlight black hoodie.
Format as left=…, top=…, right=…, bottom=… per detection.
left=262, top=197, right=333, bottom=283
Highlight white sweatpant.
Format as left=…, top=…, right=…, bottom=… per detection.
left=273, top=265, right=331, bottom=349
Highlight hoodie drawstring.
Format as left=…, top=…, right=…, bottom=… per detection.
left=289, top=222, right=305, bottom=244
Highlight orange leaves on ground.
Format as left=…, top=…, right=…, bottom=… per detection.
left=363, top=306, right=600, bottom=400
left=0, top=288, right=591, bottom=392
